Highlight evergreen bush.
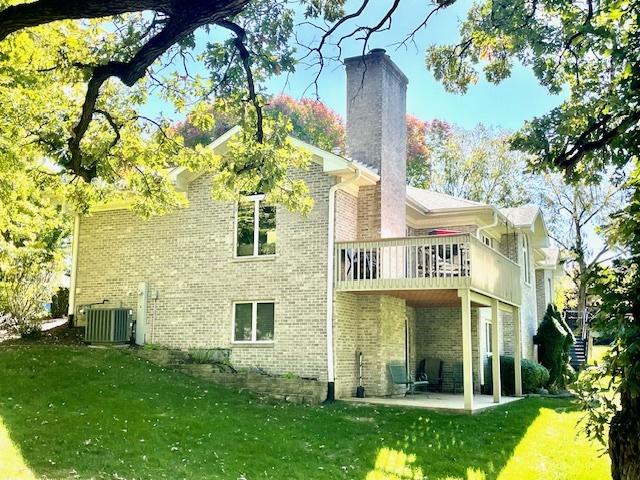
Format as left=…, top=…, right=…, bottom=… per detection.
left=484, top=356, right=550, bottom=395
left=534, top=304, right=574, bottom=389
left=50, top=287, right=69, bottom=318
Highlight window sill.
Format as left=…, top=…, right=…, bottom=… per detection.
left=231, top=342, right=275, bottom=348
left=231, top=255, right=278, bottom=263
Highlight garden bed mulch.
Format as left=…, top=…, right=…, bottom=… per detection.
left=0, top=322, right=85, bottom=346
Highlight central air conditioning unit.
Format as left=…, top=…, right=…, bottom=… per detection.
left=85, top=308, right=131, bottom=343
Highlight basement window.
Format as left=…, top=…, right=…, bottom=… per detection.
left=233, top=301, right=275, bottom=343
left=236, top=195, right=276, bottom=257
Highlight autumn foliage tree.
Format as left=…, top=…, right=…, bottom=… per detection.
left=175, top=94, right=432, bottom=172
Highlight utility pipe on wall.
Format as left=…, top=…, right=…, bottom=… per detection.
left=325, top=166, right=361, bottom=403
left=67, top=214, right=81, bottom=327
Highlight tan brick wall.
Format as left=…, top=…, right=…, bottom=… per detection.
left=75, top=163, right=333, bottom=381
left=335, top=190, right=358, bottom=242
left=499, top=233, right=518, bottom=262
left=357, top=184, right=381, bottom=240
left=413, top=307, right=481, bottom=393
left=502, top=311, right=515, bottom=356
left=333, top=293, right=407, bottom=398
left=379, top=296, right=408, bottom=394
left=333, top=292, right=359, bottom=398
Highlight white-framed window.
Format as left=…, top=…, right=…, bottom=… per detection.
left=485, top=321, right=493, bottom=356
left=522, top=235, right=531, bottom=284
left=480, top=232, right=493, bottom=248
left=235, top=195, right=276, bottom=257
left=233, top=301, right=275, bottom=343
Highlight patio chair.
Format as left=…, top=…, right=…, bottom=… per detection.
left=416, top=358, right=444, bottom=392
left=452, top=362, right=463, bottom=394
left=388, top=363, right=429, bottom=395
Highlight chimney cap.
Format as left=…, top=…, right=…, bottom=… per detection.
left=344, top=49, right=409, bottom=85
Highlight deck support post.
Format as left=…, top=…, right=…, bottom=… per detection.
left=491, top=298, right=501, bottom=403
left=513, top=306, right=523, bottom=396
left=459, top=289, right=473, bottom=411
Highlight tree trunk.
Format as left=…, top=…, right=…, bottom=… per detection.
left=609, top=393, right=640, bottom=480
left=577, top=281, right=588, bottom=315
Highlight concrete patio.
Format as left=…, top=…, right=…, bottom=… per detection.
left=345, top=393, right=523, bottom=414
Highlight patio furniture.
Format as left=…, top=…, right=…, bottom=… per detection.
left=452, top=362, right=463, bottom=394
left=416, top=358, right=444, bottom=392
left=388, top=363, right=429, bottom=395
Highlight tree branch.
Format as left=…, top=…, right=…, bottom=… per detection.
left=0, top=0, right=172, bottom=41
left=5, top=0, right=252, bottom=180
left=216, top=19, right=264, bottom=143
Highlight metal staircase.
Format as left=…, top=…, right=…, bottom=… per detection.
left=564, top=309, right=590, bottom=370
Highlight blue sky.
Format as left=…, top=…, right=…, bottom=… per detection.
left=146, top=0, right=564, bottom=131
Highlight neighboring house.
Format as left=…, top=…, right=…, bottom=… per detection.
left=69, top=49, right=558, bottom=411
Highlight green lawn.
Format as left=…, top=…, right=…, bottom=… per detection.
left=0, top=347, right=610, bottom=480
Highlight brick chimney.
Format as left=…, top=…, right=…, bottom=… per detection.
left=345, top=49, right=408, bottom=239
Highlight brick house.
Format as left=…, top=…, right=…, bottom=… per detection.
left=69, top=50, right=558, bottom=411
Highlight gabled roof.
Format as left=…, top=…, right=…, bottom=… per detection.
left=500, top=205, right=550, bottom=248
left=499, top=205, right=541, bottom=228
left=406, top=186, right=485, bottom=212
left=169, top=125, right=379, bottom=191
left=536, top=246, right=560, bottom=269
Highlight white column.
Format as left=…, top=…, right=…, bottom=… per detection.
left=513, top=306, right=523, bottom=396
left=491, top=299, right=501, bottom=403
left=460, top=289, right=473, bottom=411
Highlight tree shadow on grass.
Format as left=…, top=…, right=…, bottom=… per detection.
left=0, top=346, right=576, bottom=480
left=343, top=398, right=572, bottom=480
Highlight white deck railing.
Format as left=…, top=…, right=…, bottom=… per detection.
left=335, top=233, right=521, bottom=304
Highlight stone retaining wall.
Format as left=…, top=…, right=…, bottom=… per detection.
left=132, top=348, right=325, bottom=404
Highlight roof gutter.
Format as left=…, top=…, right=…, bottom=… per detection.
left=324, top=165, right=361, bottom=403
left=476, top=210, right=499, bottom=238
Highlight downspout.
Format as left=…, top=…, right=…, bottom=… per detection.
left=67, top=214, right=80, bottom=327
left=476, top=211, right=499, bottom=240
left=324, top=166, right=361, bottom=403
left=476, top=211, right=499, bottom=389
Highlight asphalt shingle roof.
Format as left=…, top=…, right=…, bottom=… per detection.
left=406, top=185, right=485, bottom=211
left=499, top=205, right=541, bottom=227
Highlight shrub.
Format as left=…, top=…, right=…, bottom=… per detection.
left=187, top=348, right=230, bottom=364
left=17, top=320, right=42, bottom=339
left=50, top=287, right=69, bottom=318
left=484, top=356, right=550, bottom=395
left=534, top=304, right=574, bottom=389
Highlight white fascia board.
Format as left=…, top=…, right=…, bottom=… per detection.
left=408, top=205, right=510, bottom=229
left=287, top=136, right=379, bottom=186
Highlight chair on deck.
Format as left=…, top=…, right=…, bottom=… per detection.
left=388, top=363, right=429, bottom=395
left=416, top=358, right=444, bottom=392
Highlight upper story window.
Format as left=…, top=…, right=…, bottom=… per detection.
left=236, top=195, right=276, bottom=257
left=522, top=235, right=531, bottom=284
left=480, top=233, right=493, bottom=249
